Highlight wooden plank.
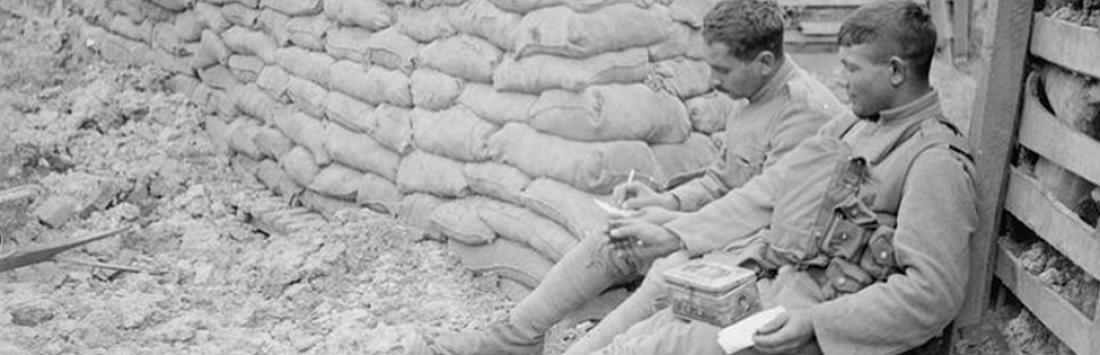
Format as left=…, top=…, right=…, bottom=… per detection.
left=955, top=0, right=1034, bottom=330
left=1031, top=14, right=1100, bottom=80
left=995, top=244, right=1092, bottom=355
left=1004, top=168, right=1100, bottom=280
left=952, top=0, right=971, bottom=59
left=1018, top=81, right=1100, bottom=187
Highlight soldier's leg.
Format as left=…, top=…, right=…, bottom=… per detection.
left=412, top=232, right=641, bottom=355
left=589, top=309, right=726, bottom=355
left=562, top=251, right=691, bottom=355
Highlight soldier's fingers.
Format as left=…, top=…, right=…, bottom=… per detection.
left=754, top=312, right=789, bottom=336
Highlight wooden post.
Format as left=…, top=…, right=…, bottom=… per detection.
left=952, top=0, right=971, bottom=59
left=955, top=0, right=1033, bottom=332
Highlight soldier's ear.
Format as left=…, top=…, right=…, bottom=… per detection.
left=887, top=56, right=907, bottom=86
left=754, top=51, right=778, bottom=76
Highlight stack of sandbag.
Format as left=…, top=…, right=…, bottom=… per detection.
left=72, top=0, right=742, bottom=291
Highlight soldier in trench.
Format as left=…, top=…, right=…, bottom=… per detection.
left=406, top=0, right=845, bottom=353
left=572, top=1, right=977, bottom=354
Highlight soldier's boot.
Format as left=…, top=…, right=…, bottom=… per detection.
left=406, top=322, right=543, bottom=355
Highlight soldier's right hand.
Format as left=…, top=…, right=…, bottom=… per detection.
left=612, top=181, right=677, bottom=210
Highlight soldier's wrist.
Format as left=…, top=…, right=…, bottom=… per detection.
left=663, top=193, right=682, bottom=211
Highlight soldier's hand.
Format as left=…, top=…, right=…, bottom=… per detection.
left=633, top=206, right=684, bottom=225
left=607, top=218, right=684, bottom=260
left=611, top=181, right=677, bottom=210
left=753, top=310, right=816, bottom=354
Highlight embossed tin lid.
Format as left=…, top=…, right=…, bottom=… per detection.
left=663, top=260, right=756, bottom=294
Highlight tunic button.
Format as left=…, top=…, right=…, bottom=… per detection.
left=880, top=251, right=889, bottom=259
left=840, top=234, right=848, bottom=240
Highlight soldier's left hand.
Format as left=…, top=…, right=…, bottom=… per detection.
left=753, top=309, right=815, bottom=354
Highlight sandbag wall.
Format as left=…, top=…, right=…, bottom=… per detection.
left=70, top=0, right=744, bottom=291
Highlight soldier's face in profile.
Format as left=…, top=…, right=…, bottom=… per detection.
left=839, top=44, right=895, bottom=118
left=704, top=41, right=767, bottom=101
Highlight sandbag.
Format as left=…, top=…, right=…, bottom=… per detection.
left=107, top=14, right=153, bottom=42
left=519, top=177, right=610, bottom=239
left=492, top=0, right=654, bottom=13
left=492, top=47, right=649, bottom=93
left=152, top=22, right=185, bottom=56
left=275, top=47, right=335, bottom=88
left=190, top=84, right=216, bottom=111
left=194, top=29, right=231, bottom=69
left=230, top=83, right=280, bottom=123
left=419, top=0, right=467, bottom=7
left=1039, top=65, right=1100, bottom=139
left=150, top=0, right=195, bottom=11
left=372, top=104, right=415, bottom=154
left=286, top=76, right=328, bottom=118
left=227, top=117, right=264, bottom=159
left=221, top=26, right=277, bottom=63
left=448, top=0, right=520, bottom=51
left=418, top=34, right=501, bottom=83
left=227, top=55, right=265, bottom=82
left=647, top=58, right=712, bottom=99
left=210, top=89, right=241, bottom=117
left=194, top=2, right=230, bottom=33
left=411, top=106, right=498, bottom=162
left=448, top=238, right=553, bottom=289
left=651, top=132, right=718, bottom=180
left=528, top=83, right=691, bottom=144
left=478, top=199, right=577, bottom=261
left=685, top=92, right=742, bottom=133
left=648, top=23, right=706, bottom=61
left=324, top=27, right=372, bottom=62
left=261, top=0, right=323, bottom=16
left=463, top=162, right=531, bottom=205
left=257, top=159, right=304, bottom=197
left=326, top=124, right=400, bottom=180
left=204, top=114, right=232, bottom=147
left=456, top=83, right=535, bottom=125
left=323, top=0, right=394, bottom=30
left=273, top=108, right=332, bottom=164
left=398, top=193, right=446, bottom=239
left=668, top=0, right=722, bottom=29
left=410, top=69, right=463, bottom=110
left=108, top=0, right=172, bottom=23
left=514, top=5, right=673, bottom=59
left=430, top=197, right=495, bottom=245
left=83, top=26, right=152, bottom=66
left=300, top=190, right=361, bottom=218
left=209, top=0, right=260, bottom=8
left=286, top=15, right=332, bottom=51
left=148, top=48, right=192, bottom=75
left=222, top=3, right=260, bottom=28
left=232, top=153, right=263, bottom=184
left=397, top=151, right=471, bottom=198
left=257, top=9, right=291, bottom=46
left=364, top=28, right=420, bottom=73
left=328, top=61, right=412, bottom=107
left=308, top=163, right=363, bottom=201
left=199, top=65, right=239, bottom=90
left=253, top=125, right=294, bottom=159
left=394, top=5, right=455, bottom=43
left=256, top=65, right=292, bottom=101
left=165, top=74, right=201, bottom=97
left=280, top=145, right=320, bottom=186
left=356, top=173, right=402, bottom=214
left=488, top=123, right=665, bottom=194
left=174, top=10, right=204, bottom=42
left=323, top=91, right=376, bottom=133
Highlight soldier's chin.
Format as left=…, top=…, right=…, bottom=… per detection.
left=852, top=104, right=877, bottom=120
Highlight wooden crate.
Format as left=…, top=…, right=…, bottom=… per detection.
left=966, top=8, right=1100, bottom=355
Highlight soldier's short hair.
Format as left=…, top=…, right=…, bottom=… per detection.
left=838, top=0, right=937, bottom=77
left=702, top=0, right=785, bottom=61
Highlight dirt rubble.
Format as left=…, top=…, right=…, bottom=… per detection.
left=0, top=10, right=514, bottom=355
left=0, top=4, right=1077, bottom=355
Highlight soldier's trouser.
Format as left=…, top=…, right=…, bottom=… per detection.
left=503, top=231, right=646, bottom=342
left=587, top=266, right=828, bottom=355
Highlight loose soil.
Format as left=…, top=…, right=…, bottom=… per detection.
left=0, top=3, right=1069, bottom=355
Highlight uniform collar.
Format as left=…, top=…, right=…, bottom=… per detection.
left=846, top=91, right=944, bottom=163
left=749, top=56, right=798, bottom=104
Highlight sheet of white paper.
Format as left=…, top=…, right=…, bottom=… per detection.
left=592, top=198, right=635, bottom=218
left=716, top=306, right=787, bottom=354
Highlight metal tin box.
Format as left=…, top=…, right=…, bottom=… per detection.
left=663, top=260, right=761, bottom=327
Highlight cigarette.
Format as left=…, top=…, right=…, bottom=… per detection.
left=627, top=169, right=635, bottom=184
